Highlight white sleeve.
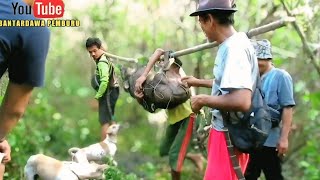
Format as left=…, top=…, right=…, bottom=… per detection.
left=179, top=68, right=187, bottom=77
left=220, top=48, right=253, bottom=91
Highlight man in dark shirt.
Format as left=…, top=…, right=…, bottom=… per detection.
left=0, top=0, right=50, bottom=177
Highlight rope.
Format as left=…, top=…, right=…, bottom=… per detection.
left=69, top=168, right=81, bottom=180
left=142, top=71, right=174, bottom=110
left=142, top=59, right=190, bottom=110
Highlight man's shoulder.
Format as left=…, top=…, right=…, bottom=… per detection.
left=226, top=32, right=250, bottom=45
left=222, top=33, right=256, bottom=66
left=97, top=56, right=114, bottom=72
left=100, top=54, right=113, bottom=61
left=272, top=68, right=292, bottom=79
left=98, top=55, right=111, bottom=64
left=223, top=32, right=253, bottom=53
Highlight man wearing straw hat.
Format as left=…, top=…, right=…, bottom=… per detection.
left=182, top=0, right=259, bottom=179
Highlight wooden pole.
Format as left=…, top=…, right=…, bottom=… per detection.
left=171, top=17, right=296, bottom=58
left=104, top=52, right=138, bottom=63
left=104, top=17, right=295, bottom=62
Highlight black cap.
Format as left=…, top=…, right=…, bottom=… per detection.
left=190, top=0, right=237, bottom=16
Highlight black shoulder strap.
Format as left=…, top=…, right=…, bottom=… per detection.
left=240, top=70, right=262, bottom=122
left=219, top=69, right=260, bottom=180
left=223, top=130, right=246, bottom=180
left=98, top=55, right=111, bottom=66
left=97, top=56, right=114, bottom=76
left=255, top=71, right=264, bottom=97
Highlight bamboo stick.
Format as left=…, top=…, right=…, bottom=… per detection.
left=171, top=16, right=296, bottom=58
left=104, top=52, right=138, bottom=63
left=104, top=17, right=295, bottom=62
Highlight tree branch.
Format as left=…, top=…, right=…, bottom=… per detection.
left=256, top=4, right=280, bottom=27
left=280, top=0, right=320, bottom=76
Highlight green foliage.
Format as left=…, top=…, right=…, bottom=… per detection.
left=2, top=0, right=320, bottom=179
left=4, top=91, right=98, bottom=178
left=299, top=140, right=320, bottom=179
left=137, top=56, right=149, bottom=66
left=105, top=166, right=139, bottom=180
left=102, top=157, right=139, bottom=180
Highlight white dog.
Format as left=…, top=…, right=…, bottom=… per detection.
left=24, top=154, right=108, bottom=180
left=69, top=123, right=120, bottom=164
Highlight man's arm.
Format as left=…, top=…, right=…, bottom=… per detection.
left=141, top=51, right=163, bottom=77
left=181, top=76, right=213, bottom=88
left=134, top=49, right=165, bottom=98
left=277, top=72, right=295, bottom=155
left=191, top=88, right=252, bottom=113
left=95, top=62, right=110, bottom=99
left=277, top=107, right=293, bottom=155
left=179, top=69, right=197, bottom=96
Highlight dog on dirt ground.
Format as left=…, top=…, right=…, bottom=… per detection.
left=24, top=154, right=108, bottom=180
left=68, top=123, right=120, bottom=164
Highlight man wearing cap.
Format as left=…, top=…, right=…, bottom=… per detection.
left=244, top=40, right=295, bottom=180
left=182, top=0, right=259, bottom=179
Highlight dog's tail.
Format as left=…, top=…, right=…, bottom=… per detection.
left=68, top=147, right=81, bottom=156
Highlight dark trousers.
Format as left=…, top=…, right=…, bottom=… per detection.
left=98, top=87, right=119, bottom=125
left=159, top=116, right=195, bottom=172
left=245, top=146, right=284, bottom=180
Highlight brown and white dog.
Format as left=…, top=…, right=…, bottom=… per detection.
left=68, top=123, right=120, bottom=164
left=24, top=154, right=108, bottom=180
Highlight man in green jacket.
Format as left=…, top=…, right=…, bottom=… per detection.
left=86, top=37, right=119, bottom=140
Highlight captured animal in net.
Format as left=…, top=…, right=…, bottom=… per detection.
left=122, top=66, right=191, bottom=113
